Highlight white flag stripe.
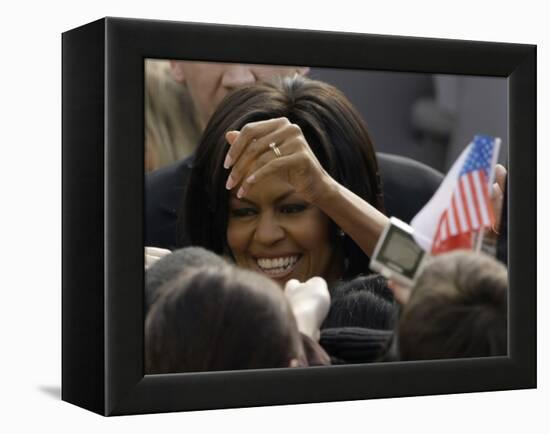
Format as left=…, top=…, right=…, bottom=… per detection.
left=458, top=177, right=474, bottom=231
left=445, top=215, right=452, bottom=240
left=473, top=170, right=491, bottom=226
left=461, top=176, right=479, bottom=229
left=447, top=197, right=458, bottom=236
left=453, top=194, right=467, bottom=233
left=467, top=172, right=484, bottom=228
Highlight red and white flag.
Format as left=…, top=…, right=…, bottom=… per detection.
left=411, top=135, right=501, bottom=254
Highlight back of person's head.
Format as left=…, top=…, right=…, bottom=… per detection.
left=185, top=75, right=384, bottom=279
left=322, top=275, right=398, bottom=330
left=398, top=250, right=507, bottom=360
left=145, top=246, right=228, bottom=312
left=145, top=266, right=306, bottom=374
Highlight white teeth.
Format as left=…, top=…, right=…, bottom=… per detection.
left=257, top=256, right=299, bottom=272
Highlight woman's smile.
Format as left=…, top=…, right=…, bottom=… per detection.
left=227, top=176, right=337, bottom=285
left=253, top=254, right=302, bottom=280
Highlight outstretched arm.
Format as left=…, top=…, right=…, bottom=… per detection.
left=311, top=173, right=388, bottom=257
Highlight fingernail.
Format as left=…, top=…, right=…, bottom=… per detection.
left=246, top=174, right=256, bottom=184
left=226, top=174, right=235, bottom=190
left=226, top=130, right=239, bottom=145
left=223, top=154, right=233, bottom=169
left=237, top=186, right=245, bottom=198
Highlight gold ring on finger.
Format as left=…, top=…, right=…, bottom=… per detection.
left=269, top=142, right=282, bottom=158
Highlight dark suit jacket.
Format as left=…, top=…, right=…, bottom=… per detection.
left=145, top=156, right=194, bottom=249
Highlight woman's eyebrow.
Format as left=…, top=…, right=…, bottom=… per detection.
left=274, top=191, right=297, bottom=203
left=229, top=190, right=297, bottom=206
left=229, top=196, right=256, bottom=206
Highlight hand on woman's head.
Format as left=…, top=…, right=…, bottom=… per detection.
left=184, top=76, right=383, bottom=286
left=223, top=117, right=331, bottom=205
left=223, top=116, right=343, bottom=286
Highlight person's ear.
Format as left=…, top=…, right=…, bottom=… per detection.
left=169, top=60, right=186, bottom=83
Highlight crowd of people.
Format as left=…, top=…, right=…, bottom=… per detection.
left=143, top=60, right=508, bottom=374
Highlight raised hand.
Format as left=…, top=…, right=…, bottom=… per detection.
left=145, top=246, right=171, bottom=270
left=223, top=117, right=330, bottom=203
left=491, top=164, right=507, bottom=233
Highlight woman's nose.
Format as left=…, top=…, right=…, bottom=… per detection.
left=221, top=65, right=256, bottom=90
left=253, top=213, right=285, bottom=245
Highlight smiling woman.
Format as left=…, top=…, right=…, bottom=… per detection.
left=184, top=75, right=388, bottom=286
left=227, top=183, right=337, bottom=286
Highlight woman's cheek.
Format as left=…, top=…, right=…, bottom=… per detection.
left=226, top=221, right=249, bottom=256
left=296, top=211, right=332, bottom=249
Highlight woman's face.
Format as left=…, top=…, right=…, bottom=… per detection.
left=227, top=175, right=338, bottom=286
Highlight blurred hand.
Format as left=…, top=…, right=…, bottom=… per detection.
left=284, top=276, right=331, bottom=341
left=145, top=246, right=171, bottom=270
left=387, top=279, right=413, bottom=306
left=491, top=164, right=507, bottom=233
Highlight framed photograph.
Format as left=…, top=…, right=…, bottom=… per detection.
left=62, top=17, right=536, bottom=415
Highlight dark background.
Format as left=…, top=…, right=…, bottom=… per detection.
left=311, top=67, right=508, bottom=171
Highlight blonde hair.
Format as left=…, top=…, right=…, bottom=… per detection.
left=144, top=59, right=201, bottom=171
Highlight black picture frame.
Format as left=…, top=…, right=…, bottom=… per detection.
left=62, top=17, right=536, bottom=416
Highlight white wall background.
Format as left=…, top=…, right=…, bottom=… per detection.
left=0, top=0, right=546, bottom=432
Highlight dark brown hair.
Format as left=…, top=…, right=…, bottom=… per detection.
left=322, top=274, right=398, bottom=330
left=182, top=76, right=384, bottom=279
left=398, top=251, right=508, bottom=360
left=145, top=246, right=228, bottom=312
left=145, top=266, right=306, bottom=374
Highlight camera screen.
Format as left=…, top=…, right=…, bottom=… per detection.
left=378, top=227, right=425, bottom=278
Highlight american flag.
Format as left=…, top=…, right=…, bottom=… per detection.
left=432, top=135, right=498, bottom=253
left=411, top=135, right=500, bottom=255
